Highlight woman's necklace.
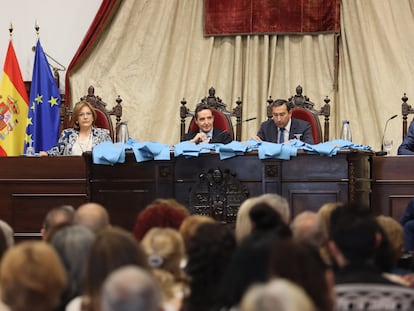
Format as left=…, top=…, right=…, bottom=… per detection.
left=78, top=132, right=92, bottom=153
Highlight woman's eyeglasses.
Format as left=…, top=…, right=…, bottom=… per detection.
left=79, top=112, right=93, bottom=117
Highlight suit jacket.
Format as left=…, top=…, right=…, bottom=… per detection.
left=183, top=128, right=232, bottom=144
left=257, top=117, right=314, bottom=144
left=398, top=121, right=414, bottom=155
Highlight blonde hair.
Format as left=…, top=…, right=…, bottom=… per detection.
left=141, top=227, right=186, bottom=280
left=377, top=215, right=404, bottom=256
left=0, top=241, right=67, bottom=311
left=179, top=215, right=215, bottom=248
left=241, top=279, right=316, bottom=311
left=235, top=194, right=289, bottom=243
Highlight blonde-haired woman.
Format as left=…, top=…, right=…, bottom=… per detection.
left=141, top=227, right=189, bottom=311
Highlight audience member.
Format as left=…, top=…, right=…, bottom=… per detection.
left=219, top=204, right=291, bottom=310
left=133, top=203, right=188, bottom=241
left=151, top=198, right=190, bottom=216
left=269, top=239, right=335, bottom=311
left=66, top=227, right=148, bottom=311
left=101, top=266, right=162, bottom=311
left=317, top=202, right=342, bottom=236
left=50, top=225, right=96, bottom=308
left=235, top=193, right=290, bottom=243
left=329, top=202, right=399, bottom=285
left=0, top=241, right=67, bottom=311
left=398, top=121, right=414, bottom=155
left=377, top=215, right=414, bottom=285
left=182, top=104, right=232, bottom=144
left=141, top=227, right=188, bottom=311
left=240, top=279, right=316, bottom=311
left=290, top=210, right=331, bottom=265
left=74, top=202, right=110, bottom=233
left=41, top=204, right=75, bottom=240
left=182, top=222, right=236, bottom=311
left=0, top=219, right=14, bottom=248
left=0, top=220, right=13, bottom=260
left=400, top=198, right=414, bottom=252
left=291, top=211, right=326, bottom=248
left=179, top=215, right=215, bottom=250
left=254, top=98, right=313, bottom=144
left=39, top=101, right=111, bottom=156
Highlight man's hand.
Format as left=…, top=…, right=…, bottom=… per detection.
left=191, top=133, right=210, bottom=144
left=252, top=135, right=262, bottom=142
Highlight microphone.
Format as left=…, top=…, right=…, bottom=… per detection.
left=375, top=114, right=398, bottom=156
left=243, top=117, right=256, bottom=122
left=234, top=117, right=256, bottom=127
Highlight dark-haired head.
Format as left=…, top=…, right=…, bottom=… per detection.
left=249, top=203, right=291, bottom=238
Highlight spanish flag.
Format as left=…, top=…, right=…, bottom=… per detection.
left=0, top=41, right=29, bottom=156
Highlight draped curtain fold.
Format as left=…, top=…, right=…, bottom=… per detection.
left=64, top=0, right=123, bottom=109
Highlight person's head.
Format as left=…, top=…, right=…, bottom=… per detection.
left=151, top=198, right=189, bottom=216
left=179, top=215, right=216, bottom=249
left=291, top=211, right=326, bottom=249
left=83, top=227, right=148, bottom=311
left=74, top=202, right=110, bottom=233
left=317, top=202, right=342, bottom=238
left=101, top=266, right=162, bottom=311
left=377, top=215, right=404, bottom=262
left=194, top=104, right=214, bottom=134
left=184, top=222, right=236, bottom=311
left=270, top=99, right=292, bottom=129
left=72, top=100, right=97, bottom=130
left=240, top=279, right=316, bottom=311
left=0, top=219, right=14, bottom=248
left=0, top=241, right=67, bottom=311
left=329, top=202, right=382, bottom=267
left=133, top=203, right=188, bottom=241
left=257, top=193, right=290, bottom=223
left=249, top=203, right=291, bottom=238
left=41, top=205, right=75, bottom=240
left=50, top=225, right=96, bottom=303
left=141, top=227, right=186, bottom=279
left=235, top=194, right=290, bottom=243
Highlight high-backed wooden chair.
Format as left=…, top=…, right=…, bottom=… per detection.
left=75, top=85, right=123, bottom=142
left=401, top=93, right=413, bottom=140
left=266, top=85, right=331, bottom=143
left=180, top=87, right=242, bottom=141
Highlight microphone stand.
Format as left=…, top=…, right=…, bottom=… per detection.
left=375, top=114, right=397, bottom=156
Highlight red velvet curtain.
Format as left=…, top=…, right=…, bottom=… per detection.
left=204, top=0, right=340, bottom=36
left=64, top=0, right=123, bottom=108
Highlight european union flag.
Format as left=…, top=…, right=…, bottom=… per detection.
left=25, top=40, right=61, bottom=153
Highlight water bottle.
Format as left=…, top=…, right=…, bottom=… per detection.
left=116, top=121, right=129, bottom=143
left=26, top=141, right=35, bottom=156
left=340, top=120, right=352, bottom=142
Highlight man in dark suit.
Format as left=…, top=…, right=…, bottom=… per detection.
left=183, top=104, right=232, bottom=144
left=398, top=120, right=414, bottom=155
left=254, top=99, right=314, bottom=144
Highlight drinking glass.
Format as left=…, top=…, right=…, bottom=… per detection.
left=383, top=139, right=393, bottom=156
